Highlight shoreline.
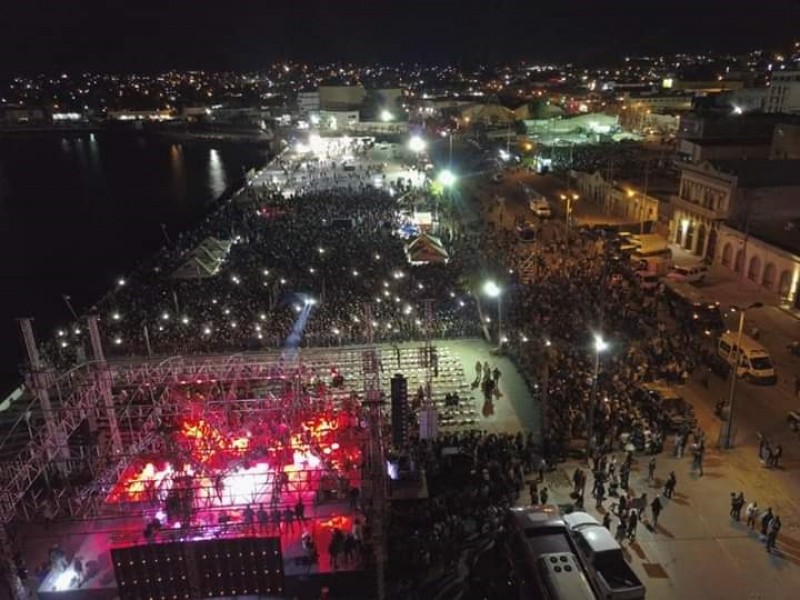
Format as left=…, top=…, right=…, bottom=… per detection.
left=0, top=122, right=275, bottom=145
left=0, top=138, right=278, bottom=401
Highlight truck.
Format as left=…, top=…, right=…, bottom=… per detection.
left=563, top=511, right=646, bottom=600
left=503, top=506, right=597, bottom=599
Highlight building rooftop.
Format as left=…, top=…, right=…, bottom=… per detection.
left=707, top=159, right=800, bottom=187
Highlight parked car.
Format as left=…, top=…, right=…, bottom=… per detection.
left=562, top=512, right=646, bottom=600
left=666, top=264, right=708, bottom=283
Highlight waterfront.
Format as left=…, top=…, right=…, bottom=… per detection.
left=0, top=132, right=269, bottom=393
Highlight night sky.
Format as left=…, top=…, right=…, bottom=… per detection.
left=0, top=0, right=797, bottom=73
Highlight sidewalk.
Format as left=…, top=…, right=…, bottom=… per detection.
left=528, top=452, right=800, bottom=599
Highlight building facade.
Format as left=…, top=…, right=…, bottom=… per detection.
left=715, top=224, right=800, bottom=308
left=573, top=170, right=668, bottom=235
left=297, top=91, right=320, bottom=115
left=765, top=69, right=800, bottom=114
left=670, top=160, right=800, bottom=260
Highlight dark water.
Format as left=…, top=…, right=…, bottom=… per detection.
left=0, top=132, right=268, bottom=392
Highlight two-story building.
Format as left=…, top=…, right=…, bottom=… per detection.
left=670, top=159, right=800, bottom=260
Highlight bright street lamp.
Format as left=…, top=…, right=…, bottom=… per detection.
left=380, top=109, right=394, bottom=122
left=483, top=281, right=503, bottom=345
left=587, top=333, right=609, bottom=456
left=437, top=169, right=456, bottom=187
left=594, top=333, right=609, bottom=353
left=721, top=302, right=763, bottom=449
left=483, top=281, right=501, bottom=298
left=408, top=135, right=427, bottom=153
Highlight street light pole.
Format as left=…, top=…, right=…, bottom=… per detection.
left=587, top=334, right=608, bottom=458
left=483, top=281, right=503, bottom=346
left=449, top=132, right=453, bottom=169
left=497, top=293, right=503, bottom=345
left=721, top=302, right=762, bottom=449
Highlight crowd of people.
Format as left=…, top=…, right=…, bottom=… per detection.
left=484, top=218, right=707, bottom=460
left=387, top=431, right=536, bottom=593
left=46, top=140, right=479, bottom=367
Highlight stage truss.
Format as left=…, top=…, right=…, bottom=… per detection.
left=0, top=334, right=396, bottom=599
left=2, top=304, right=483, bottom=600
left=2, top=346, right=388, bottom=523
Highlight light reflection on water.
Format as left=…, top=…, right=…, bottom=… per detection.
left=208, top=148, right=227, bottom=198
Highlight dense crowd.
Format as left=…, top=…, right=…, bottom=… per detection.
left=46, top=143, right=479, bottom=367
left=387, top=431, right=535, bottom=596
left=484, top=211, right=705, bottom=460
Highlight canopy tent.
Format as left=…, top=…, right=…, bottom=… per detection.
left=406, top=233, right=449, bottom=265
left=172, top=237, right=233, bottom=279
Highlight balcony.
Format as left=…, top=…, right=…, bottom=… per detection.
left=670, top=195, right=728, bottom=220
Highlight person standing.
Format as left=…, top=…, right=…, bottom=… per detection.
left=760, top=507, right=774, bottom=538
left=627, top=509, right=639, bottom=542
left=766, top=515, right=782, bottom=553
left=647, top=456, right=656, bottom=482
left=602, top=511, right=612, bottom=530
left=538, top=457, right=548, bottom=482
left=746, top=501, right=759, bottom=530
left=650, top=496, right=663, bottom=528
left=540, top=487, right=549, bottom=505
left=595, top=481, right=606, bottom=509
left=771, top=444, right=783, bottom=469
left=573, top=467, right=583, bottom=495
left=329, top=528, right=344, bottom=569
left=664, top=472, right=676, bottom=498
left=475, top=360, right=482, bottom=381
left=529, top=481, right=539, bottom=505
left=731, top=492, right=745, bottom=521
left=620, top=462, right=630, bottom=491
left=615, top=519, right=628, bottom=544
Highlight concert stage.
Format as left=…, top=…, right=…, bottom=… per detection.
left=30, top=357, right=373, bottom=599
left=8, top=340, right=515, bottom=599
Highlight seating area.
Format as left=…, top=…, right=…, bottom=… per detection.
left=292, top=344, right=478, bottom=430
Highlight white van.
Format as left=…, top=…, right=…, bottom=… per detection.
left=718, top=332, right=777, bottom=384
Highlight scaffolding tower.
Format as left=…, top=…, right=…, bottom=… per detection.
left=361, top=303, right=388, bottom=600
